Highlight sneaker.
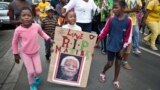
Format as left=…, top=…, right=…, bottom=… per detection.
left=34, top=77, right=41, bottom=86
left=142, top=39, right=150, bottom=46
left=30, top=83, right=37, bottom=90
left=123, top=61, right=132, bottom=70
left=133, top=49, right=141, bottom=55
left=101, top=51, right=107, bottom=55
left=151, top=46, right=158, bottom=50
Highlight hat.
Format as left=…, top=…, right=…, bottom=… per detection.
left=45, top=6, right=55, bottom=12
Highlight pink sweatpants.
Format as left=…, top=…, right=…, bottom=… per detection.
left=21, top=52, right=42, bottom=84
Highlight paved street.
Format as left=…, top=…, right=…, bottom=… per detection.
left=0, top=29, right=160, bottom=90
left=0, top=30, right=14, bottom=88
left=14, top=33, right=160, bottom=90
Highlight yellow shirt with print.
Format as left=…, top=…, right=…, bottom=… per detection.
left=146, top=0, right=160, bottom=22
left=36, top=2, right=50, bottom=18
left=126, top=0, right=142, bottom=25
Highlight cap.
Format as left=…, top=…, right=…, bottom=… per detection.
left=45, top=6, right=55, bottom=12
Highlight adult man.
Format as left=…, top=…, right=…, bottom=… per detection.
left=58, top=56, right=80, bottom=81
left=36, top=0, right=50, bottom=21
left=121, top=0, right=142, bottom=70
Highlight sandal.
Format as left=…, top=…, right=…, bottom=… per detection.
left=99, top=73, right=106, bottom=83
left=113, top=81, right=121, bottom=90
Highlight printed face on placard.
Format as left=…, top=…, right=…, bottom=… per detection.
left=53, top=52, right=85, bottom=85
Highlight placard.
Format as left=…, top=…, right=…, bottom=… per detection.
left=47, top=27, right=97, bottom=87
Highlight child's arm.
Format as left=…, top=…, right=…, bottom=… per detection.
left=124, top=5, right=141, bottom=13
left=12, top=29, right=20, bottom=64
left=38, top=24, right=50, bottom=41
left=98, top=17, right=112, bottom=41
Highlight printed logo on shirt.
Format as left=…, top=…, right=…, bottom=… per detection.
left=123, top=29, right=126, bottom=32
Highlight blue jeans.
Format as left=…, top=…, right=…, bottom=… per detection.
left=132, top=24, right=140, bottom=51
left=98, top=22, right=107, bottom=53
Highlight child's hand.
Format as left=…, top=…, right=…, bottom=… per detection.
left=14, top=54, right=21, bottom=64
left=95, top=40, right=100, bottom=48
left=51, top=39, right=55, bottom=44
left=132, top=5, right=141, bottom=12
left=92, top=53, right=95, bottom=57
left=119, top=48, right=125, bottom=59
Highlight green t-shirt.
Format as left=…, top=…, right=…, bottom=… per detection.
left=100, top=0, right=114, bottom=22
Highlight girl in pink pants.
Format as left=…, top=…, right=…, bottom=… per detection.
left=12, top=7, right=51, bottom=90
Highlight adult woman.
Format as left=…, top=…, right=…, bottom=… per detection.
left=8, top=0, right=32, bottom=26
left=62, top=0, right=101, bottom=32
left=143, top=0, right=160, bottom=50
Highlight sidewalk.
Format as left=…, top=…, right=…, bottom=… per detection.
left=0, top=30, right=23, bottom=90
left=0, top=48, right=23, bottom=90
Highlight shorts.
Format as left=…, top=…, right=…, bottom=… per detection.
left=124, top=43, right=132, bottom=54
left=107, top=50, right=122, bottom=61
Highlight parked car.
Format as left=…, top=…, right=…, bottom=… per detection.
left=0, top=2, right=10, bottom=27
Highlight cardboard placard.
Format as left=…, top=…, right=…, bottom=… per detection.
left=47, top=27, right=97, bottom=87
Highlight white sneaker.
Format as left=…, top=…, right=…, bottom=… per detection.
left=133, top=49, right=141, bottom=55
left=151, top=46, right=158, bottom=50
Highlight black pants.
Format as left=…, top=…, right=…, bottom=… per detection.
left=45, top=40, right=51, bottom=58
left=77, top=22, right=92, bottom=32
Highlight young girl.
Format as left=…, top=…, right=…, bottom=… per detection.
left=12, top=7, right=51, bottom=90
left=98, top=0, right=132, bottom=89
left=62, top=10, right=82, bottom=31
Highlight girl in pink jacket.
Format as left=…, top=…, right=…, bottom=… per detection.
left=12, top=7, right=51, bottom=90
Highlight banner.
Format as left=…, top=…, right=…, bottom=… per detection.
left=47, top=27, right=97, bottom=87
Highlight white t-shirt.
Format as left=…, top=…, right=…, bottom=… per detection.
left=64, top=0, right=100, bottom=23
left=62, top=24, right=82, bottom=31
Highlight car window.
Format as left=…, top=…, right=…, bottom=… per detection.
left=0, top=3, right=8, bottom=10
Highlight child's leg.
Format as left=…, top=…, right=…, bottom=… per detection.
left=99, top=51, right=115, bottom=83
left=102, top=61, right=114, bottom=74
left=114, top=59, right=121, bottom=82
left=21, top=53, right=36, bottom=84
left=102, top=51, right=115, bottom=74
left=112, top=53, right=122, bottom=89
left=122, top=44, right=132, bottom=70
left=32, top=52, right=42, bottom=76
left=45, top=40, right=51, bottom=60
left=114, top=52, right=122, bottom=81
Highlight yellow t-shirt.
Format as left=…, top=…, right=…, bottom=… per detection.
left=125, top=0, right=142, bottom=25
left=36, top=2, right=50, bottom=18
left=146, top=0, right=160, bottom=22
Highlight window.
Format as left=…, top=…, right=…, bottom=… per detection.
left=0, top=3, right=8, bottom=10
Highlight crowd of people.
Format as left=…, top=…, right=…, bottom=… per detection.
left=8, top=0, right=160, bottom=90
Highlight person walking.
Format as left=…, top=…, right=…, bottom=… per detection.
left=98, top=0, right=132, bottom=89
left=142, top=0, right=160, bottom=50
left=12, top=7, right=51, bottom=90
left=41, top=6, right=58, bottom=60
left=36, top=0, right=51, bottom=21
left=8, top=0, right=32, bottom=26
left=62, top=0, right=101, bottom=32
left=125, top=0, right=142, bottom=54
left=56, top=0, right=67, bottom=26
